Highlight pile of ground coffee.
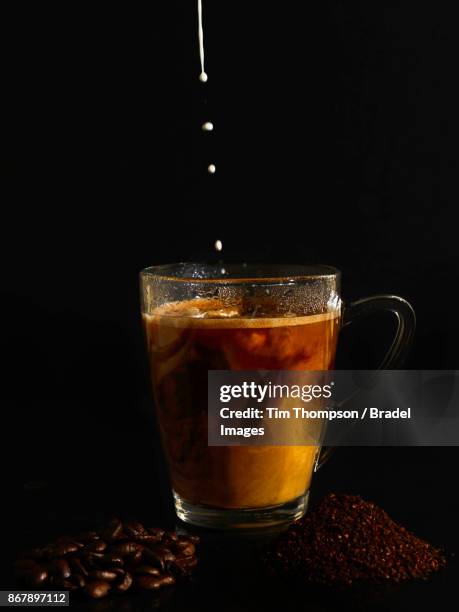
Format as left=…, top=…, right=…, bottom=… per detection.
left=266, top=493, right=446, bottom=586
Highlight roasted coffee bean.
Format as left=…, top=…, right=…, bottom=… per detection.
left=86, top=552, right=105, bottom=560
left=59, top=542, right=80, bottom=556
left=85, top=580, right=111, bottom=599
left=124, top=521, right=147, bottom=538
left=72, top=574, right=87, bottom=589
left=28, top=567, right=48, bottom=586
left=125, top=549, right=143, bottom=567
left=188, top=535, right=200, bottom=543
left=82, top=554, right=105, bottom=572
left=50, top=558, right=71, bottom=579
left=47, top=543, right=79, bottom=558
left=14, top=521, right=198, bottom=597
left=175, top=537, right=190, bottom=547
left=135, top=575, right=162, bottom=590
left=184, top=556, right=198, bottom=569
left=157, top=547, right=176, bottom=564
left=85, top=540, right=107, bottom=553
left=61, top=579, right=78, bottom=591
left=114, top=571, right=133, bottom=593
left=144, top=546, right=175, bottom=570
left=160, top=575, right=176, bottom=587
left=101, top=518, right=123, bottom=542
left=69, top=557, right=88, bottom=577
left=82, top=552, right=105, bottom=570
left=147, top=527, right=165, bottom=539
left=172, top=557, right=196, bottom=576
left=79, top=555, right=94, bottom=570
left=141, top=548, right=164, bottom=570
left=134, top=534, right=162, bottom=545
left=165, top=532, right=178, bottom=542
left=109, top=542, right=140, bottom=557
left=50, top=577, right=75, bottom=590
left=89, top=570, right=118, bottom=582
left=100, top=554, right=124, bottom=568
left=177, top=542, right=195, bottom=557
left=134, top=565, right=161, bottom=576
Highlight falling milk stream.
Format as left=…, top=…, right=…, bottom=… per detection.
left=197, top=0, right=215, bottom=174
left=197, top=0, right=207, bottom=82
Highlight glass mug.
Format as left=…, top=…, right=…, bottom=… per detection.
left=140, top=264, right=415, bottom=528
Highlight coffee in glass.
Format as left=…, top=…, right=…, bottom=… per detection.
left=140, top=264, right=414, bottom=528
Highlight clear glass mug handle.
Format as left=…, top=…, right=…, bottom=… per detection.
left=315, top=295, right=416, bottom=470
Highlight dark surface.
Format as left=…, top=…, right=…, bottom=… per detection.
left=2, top=1, right=459, bottom=610
left=4, top=445, right=457, bottom=611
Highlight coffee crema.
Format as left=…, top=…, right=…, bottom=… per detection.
left=144, top=299, right=340, bottom=509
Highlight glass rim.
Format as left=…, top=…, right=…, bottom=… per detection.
left=140, top=263, right=340, bottom=284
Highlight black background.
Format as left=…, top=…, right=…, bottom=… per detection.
left=2, top=1, right=458, bottom=610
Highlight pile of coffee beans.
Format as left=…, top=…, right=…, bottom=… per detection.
left=266, top=493, right=446, bottom=586
left=14, top=519, right=198, bottom=599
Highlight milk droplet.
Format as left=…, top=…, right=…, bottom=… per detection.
left=215, top=239, right=223, bottom=252
left=199, top=72, right=208, bottom=83
left=202, top=122, right=214, bottom=132
left=208, top=164, right=216, bottom=174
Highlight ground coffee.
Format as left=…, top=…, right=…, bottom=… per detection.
left=266, top=493, right=446, bottom=586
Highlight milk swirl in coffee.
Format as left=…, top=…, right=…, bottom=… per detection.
left=143, top=299, right=340, bottom=508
